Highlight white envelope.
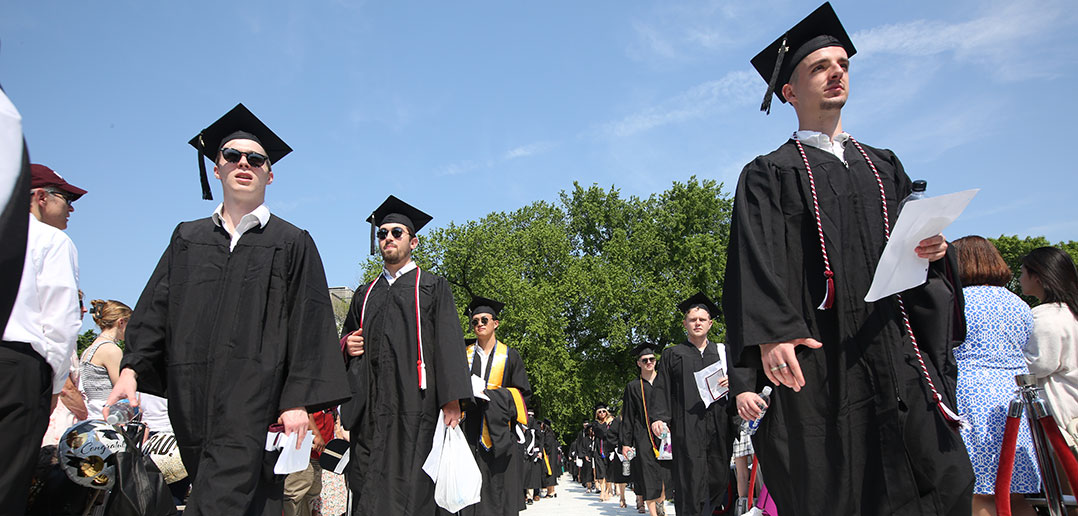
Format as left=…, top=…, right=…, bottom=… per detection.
left=694, top=361, right=727, bottom=408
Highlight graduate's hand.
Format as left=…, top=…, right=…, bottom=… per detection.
left=761, top=338, right=822, bottom=392
left=442, top=399, right=462, bottom=428
left=278, top=407, right=309, bottom=449
left=650, top=420, right=667, bottom=438
left=719, top=375, right=729, bottom=388
left=736, top=392, right=768, bottom=421
left=345, top=329, right=364, bottom=357
left=916, top=234, right=947, bottom=262
left=103, top=368, right=139, bottom=420
left=621, top=445, right=632, bottom=458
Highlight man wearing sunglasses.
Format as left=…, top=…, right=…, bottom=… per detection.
left=458, top=295, right=531, bottom=516
left=2, top=163, right=84, bottom=515
left=339, top=195, right=472, bottom=516
left=106, top=104, right=350, bottom=516
left=619, top=342, right=668, bottom=516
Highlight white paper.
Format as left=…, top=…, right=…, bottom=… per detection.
left=470, top=375, right=490, bottom=401
left=273, top=431, right=314, bottom=475
left=422, top=410, right=447, bottom=481
left=694, top=361, right=727, bottom=408
left=864, top=189, right=979, bottom=302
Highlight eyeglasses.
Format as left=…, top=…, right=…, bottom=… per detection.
left=470, top=316, right=491, bottom=327
left=377, top=227, right=411, bottom=240
left=638, top=357, right=656, bottom=363
left=45, top=189, right=75, bottom=207
left=220, top=147, right=268, bottom=167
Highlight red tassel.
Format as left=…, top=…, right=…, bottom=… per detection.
left=819, top=272, right=835, bottom=310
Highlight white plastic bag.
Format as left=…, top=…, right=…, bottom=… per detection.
left=423, top=414, right=482, bottom=513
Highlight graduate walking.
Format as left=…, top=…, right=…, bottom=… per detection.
left=340, top=196, right=473, bottom=515
left=620, top=342, right=668, bottom=516
left=724, top=4, right=974, bottom=514
left=108, top=104, right=351, bottom=515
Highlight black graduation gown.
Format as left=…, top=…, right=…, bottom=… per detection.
left=121, top=216, right=351, bottom=516
left=340, top=268, right=473, bottom=516
left=619, top=376, right=666, bottom=500
left=541, top=429, right=560, bottom=487
left=650, top=340, right=735, bottom=516
left=458, top=344, right=531, bottom=516
left=591, top=419, right=614, bottom=480
left=521, top=420, right=544, bottom=491
left=723, top=140, right=974, bottom=516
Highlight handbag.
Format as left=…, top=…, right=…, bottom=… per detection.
left=103, top=428, right=177, bottom=516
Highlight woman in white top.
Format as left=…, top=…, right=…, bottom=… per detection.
left=80, top=299, right=131, bottom=420
left=1021, top=247, right=1078, bottom=452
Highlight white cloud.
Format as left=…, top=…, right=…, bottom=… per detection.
left=597, top=70, right=758, bottom=138
left=504, top=141, right=555, bottom=160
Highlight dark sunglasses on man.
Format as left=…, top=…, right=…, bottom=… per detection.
left=377, top=227, right=411, bottom=241
left=470, top=316, right=492, bottom=327
left=639, top=356, right=656, bottom=364
left=220, top=147, right=269, bottom=168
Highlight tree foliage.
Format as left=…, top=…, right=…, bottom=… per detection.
left=988, top=235, right=1078, bottom=304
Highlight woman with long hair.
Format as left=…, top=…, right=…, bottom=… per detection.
left=952, top=236, right=1039, bottom=516
left=80, top=299, right=131, bottom=419
left=1021, top=247, right=1078, bottom=450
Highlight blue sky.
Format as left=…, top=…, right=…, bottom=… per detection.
left=3, top=0, right=1076, bottom=333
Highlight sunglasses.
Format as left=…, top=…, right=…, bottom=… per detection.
left=377, top=227, right=411, bottom=241
left=470, top=316, right=492, bottom=327
left=45, top=189, right=75, bottom=207
left=639, top=357, right=656, bottom=363
left=220, top=147, right=269, bottom=167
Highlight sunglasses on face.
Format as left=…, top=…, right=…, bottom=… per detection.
left=470, top=316, right=491, bottom=327
left=220, top=147, right=268, bottom=167
left=377, top=227, right=410, bottom=241
left=639, top=357, right=656, bottom=363
left=45, top=189, right=75, bottom=207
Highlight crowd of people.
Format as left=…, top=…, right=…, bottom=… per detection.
left=4, top=2, right=1078, bottom=516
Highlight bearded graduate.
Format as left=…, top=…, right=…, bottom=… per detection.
left=340, top=195, right=473, bottom=516
left=723, top=3, right=973, bottom=515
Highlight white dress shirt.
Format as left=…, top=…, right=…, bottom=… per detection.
left=795, top=130, right=850, bottom=163
left=211, top=203, right=271, bottom=251
left=3, top=214, right=81, bottom=393
left=382, top=260, right=418, bottom=286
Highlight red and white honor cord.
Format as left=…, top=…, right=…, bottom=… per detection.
left=794, top=135, right=967, bottom=430
left=356, top=268, right=427, bottom=390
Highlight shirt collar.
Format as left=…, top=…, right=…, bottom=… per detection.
left=794, top=130, right=850, bottom=161
left=211, top=203, right=271, bottom=230
left=382, top=260, right=418, bottom=284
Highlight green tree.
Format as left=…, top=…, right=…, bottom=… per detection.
left=76, top=329, right=98, bottom=356
left=988, top=235, right=1078, bottom=303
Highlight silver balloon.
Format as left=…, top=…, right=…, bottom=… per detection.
left=57, top=420, right=127, bottom=490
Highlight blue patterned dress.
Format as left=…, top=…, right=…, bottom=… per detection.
left=955, top=285, right=1041, bottom=494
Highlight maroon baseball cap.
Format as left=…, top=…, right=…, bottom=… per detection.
left=31, top=164, right=87, bottom=201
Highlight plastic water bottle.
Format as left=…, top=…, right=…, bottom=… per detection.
left=740, top=386, right=773, bottom=435
left=621, top=451, right=632, bottom=476
left=105, top=399, right=141, bottom=425
left=898, top=180, right=927, bottom=216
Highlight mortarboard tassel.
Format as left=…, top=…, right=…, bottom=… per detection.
left=369, top=214, right=376, bottom=255
left=197, top=134, right=213, bottom=200
left=760, top=36, right=789, bottom=115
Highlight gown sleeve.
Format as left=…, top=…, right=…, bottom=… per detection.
left=724, top=157, right=814, bottom=369
left=338, top=284, right=368, bottom=430
left=121, top=224, right=180, bottom=397
left=650, top=358, right=671, bottom=424
left=506, top=347, right=533, bottom=401
left=278, top=231, right=351, bottom=413
left=431, top=276, right=472, bottom=408
left=618, top=382, right=635, bottom=448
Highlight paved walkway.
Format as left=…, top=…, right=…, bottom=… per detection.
left=524, top=474, right=676, bottom=516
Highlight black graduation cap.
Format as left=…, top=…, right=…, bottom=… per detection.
left=630, top=341, right=663, bottom=358
left=188, top=103, right=293, bottom=200
left=593, top=402, right=609, bottom=413
left=366, top=195, right=434, bottom=255
left=468, top=296, right=505, bottom=318
left=751, top=2, right=856, bottom=114
left=317, top=439, right=350, bottom=474
left=678, top=292, right=721, bottom=318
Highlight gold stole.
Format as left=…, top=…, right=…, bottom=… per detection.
left=467, top=342, right=525, bottom=450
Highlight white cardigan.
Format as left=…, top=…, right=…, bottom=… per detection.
left=1025, top=302, right=1078, bottom=448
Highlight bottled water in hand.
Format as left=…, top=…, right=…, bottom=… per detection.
left=105, top=399, right=141, bottom=425
left=740, top=386, right=772, bottom=436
